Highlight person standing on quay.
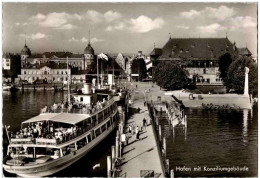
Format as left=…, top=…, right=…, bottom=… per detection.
left=128, top=125, right=132, bottom=134
left=143, top=118, right=147, bottom=130
left=136, top=126, right=140, bottom=140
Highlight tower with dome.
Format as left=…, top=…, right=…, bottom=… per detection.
left=83, top=31, right=95, bottom=69
left=20, top=36, right=31, bottom=68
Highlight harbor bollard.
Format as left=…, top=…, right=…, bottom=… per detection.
left=107, top=156, right=111, bottom=177
left=170, top=169, right=174, bottom=178
left=111, top=146, right=115, bottom=169
left=159, top=125, right=162, bottom=141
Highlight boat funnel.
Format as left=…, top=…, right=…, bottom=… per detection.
left=82, top=77, right=92, bottom=94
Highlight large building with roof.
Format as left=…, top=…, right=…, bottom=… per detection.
left=20, top=41, right=96, bottom=71
left=150, top=37, right=251, bottom=86
left=17, top=40, right=96, bottom=83
left=18, top=62, right=71, bottom=83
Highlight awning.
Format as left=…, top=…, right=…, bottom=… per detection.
left=22, top=113, right=90, bottom=125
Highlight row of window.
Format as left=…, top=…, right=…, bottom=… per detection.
left=196, top=78, right=222, bottom=83
left=23, top=70, right=69, bottom=75
left=24, top=77, right=69, bottom=81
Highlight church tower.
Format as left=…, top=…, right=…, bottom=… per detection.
left=83, top=31, right=95, bottom=70
left=21, top=34, right=31, bottom=68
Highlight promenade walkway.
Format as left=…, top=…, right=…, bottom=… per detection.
left=120, top=83, right=164, bottom=177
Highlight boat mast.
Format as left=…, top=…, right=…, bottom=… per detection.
left=67, top=56, right=70, bottom=104
left=97, top=56, right=99, bottom=88
left=113, top=57, right=114, bottom=85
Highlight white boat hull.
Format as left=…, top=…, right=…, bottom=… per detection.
left=3, top=121, right=118, bottom=177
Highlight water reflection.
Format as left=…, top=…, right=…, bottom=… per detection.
left=243, top=109, right=249, bottom=143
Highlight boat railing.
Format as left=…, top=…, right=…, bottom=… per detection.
left=10, top=108, right=117, bottom=146
left=41, top=96, right=117, bottom=115
left=10, top=138, right=33, bottom=144
left=35, top=138, right=57, bottom=145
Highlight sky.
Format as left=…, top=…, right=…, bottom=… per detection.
left=2, top=2, right=258, bottom=56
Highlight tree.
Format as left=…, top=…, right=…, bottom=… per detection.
left=225, top=56, right=258, bottom=96
left=153, top=61, right=190, bottom=90
left=218, top=53, right=233, bottom=81
left=131, top=58, right=147, bottom=81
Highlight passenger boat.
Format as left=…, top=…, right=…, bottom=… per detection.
left=3, top=80, right=120, bottom=177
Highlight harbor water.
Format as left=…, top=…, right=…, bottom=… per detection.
left=2, top=90, right=115, bottom=177
left=2, top=90, right=258, bottom=177
left=166, top=106, right=258, bottom=177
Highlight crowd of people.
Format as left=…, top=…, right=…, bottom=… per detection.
left=10, top=121, right=50, bottom=140
left=41, top=98, right=109, bottom=115
left=10, top=121, right=92, bottom=145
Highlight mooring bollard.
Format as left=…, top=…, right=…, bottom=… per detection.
left=170, top=169, right=174, bottom=178
left=159, top=125, right=162, bottom=141
left=111, top=145, right=115, bottom=169
left=107, top=156, right=111, bottom=177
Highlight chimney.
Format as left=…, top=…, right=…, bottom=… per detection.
left=82, top=76, right=92, bottom=94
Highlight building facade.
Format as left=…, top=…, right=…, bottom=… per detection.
left=20, top=42, right=95, bottom=71
left=151, top=37, right=241, bottom=86
left=18, top=63, right=71, bottom=83
left=17, top=40, right=96, bottom=83
left=2, top=53, right=11, bottom=70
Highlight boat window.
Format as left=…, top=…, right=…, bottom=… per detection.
left=101, top=124, right=107, bottom=132
left=95, top=128, right=101, bottom=137
left=87, top=134, right=91, bottom=142
left=107, top=120, right=111, bottom=127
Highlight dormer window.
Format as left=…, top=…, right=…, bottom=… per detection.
left=191, top=44, right=195, bottom=48
left=186, top=49, right=189, bottom=53
left=180, top=49, right=183, bottom=53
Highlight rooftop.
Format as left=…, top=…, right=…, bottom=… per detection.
left=22, top=113, right=89, bottom=125
left=158, top=38, right=237, bottom=60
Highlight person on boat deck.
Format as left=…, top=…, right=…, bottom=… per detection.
left=73, top=126, right=77, bottom=137
left=33, top=126, right=38, bottom=137
left=58, top=131, right=63, bottom=142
